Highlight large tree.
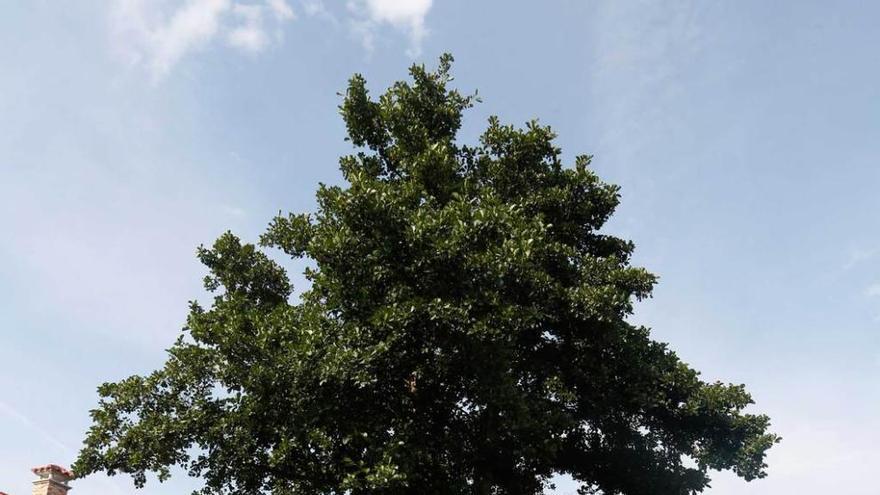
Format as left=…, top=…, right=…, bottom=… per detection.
left=74, top=55, right=778, bottom=495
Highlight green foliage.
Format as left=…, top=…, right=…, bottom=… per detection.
left=74, top=55, right=778, bottom=495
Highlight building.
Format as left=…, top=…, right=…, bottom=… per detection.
left=1, top=465, right=74, bottom=495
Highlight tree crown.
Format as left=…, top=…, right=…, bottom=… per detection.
left=74, top=55, right=778, bottom=495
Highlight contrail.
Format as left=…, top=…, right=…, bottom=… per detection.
left=0, top=401, right=72, bottom=455
left=0, top=401, right=124, bottom=495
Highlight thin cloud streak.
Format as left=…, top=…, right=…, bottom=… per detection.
left=0, top=401, right=129, bottom=495
left=0, top=401, right=73, bottom=456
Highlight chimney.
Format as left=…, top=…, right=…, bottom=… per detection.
left=31, top=465, right=73, bottom=495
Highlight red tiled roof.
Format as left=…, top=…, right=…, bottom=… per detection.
left=31, top=465, right=74, bottom=478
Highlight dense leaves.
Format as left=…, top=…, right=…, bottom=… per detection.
left=74, top=54, right=778, bottom=495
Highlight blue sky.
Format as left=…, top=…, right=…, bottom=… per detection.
left=1, top=1, right=878, bottom=494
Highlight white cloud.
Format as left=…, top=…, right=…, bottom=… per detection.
left=348, top=0, right=433, bottom=56
left=107, top=0, right=431, bottom=78
left=109, top=0, right=296, bottom=81
left=364, top=0, right=431, bottom=32
left=152, top=0, right=231, bottom=76
left=865, top=283, right=880, bottom=297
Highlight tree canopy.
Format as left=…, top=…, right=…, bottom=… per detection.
left=73, top=54, right=778, bottom=495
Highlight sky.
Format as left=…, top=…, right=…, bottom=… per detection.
left=1, top=1, right=879, bottom=494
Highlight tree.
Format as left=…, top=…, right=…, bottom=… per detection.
left=73, top=55, right=778, bottom=495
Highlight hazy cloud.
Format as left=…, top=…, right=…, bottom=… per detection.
left=589, top=1, right=703, bottom=165
left=301, top=0, right=333, bottom=19
left=228, top=4, right=270, bottom=52
left=267, top=0, right=296, bottom=20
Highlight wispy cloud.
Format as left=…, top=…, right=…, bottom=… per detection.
left=844, top=246, right=877, bottom=270
left=109, top=0, right=296, bottom=81
left=346, top=0, right=433, bottom=57
left=865, top=283, right=880, bottom=297
left=107, top=0, right=433, bottom=81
